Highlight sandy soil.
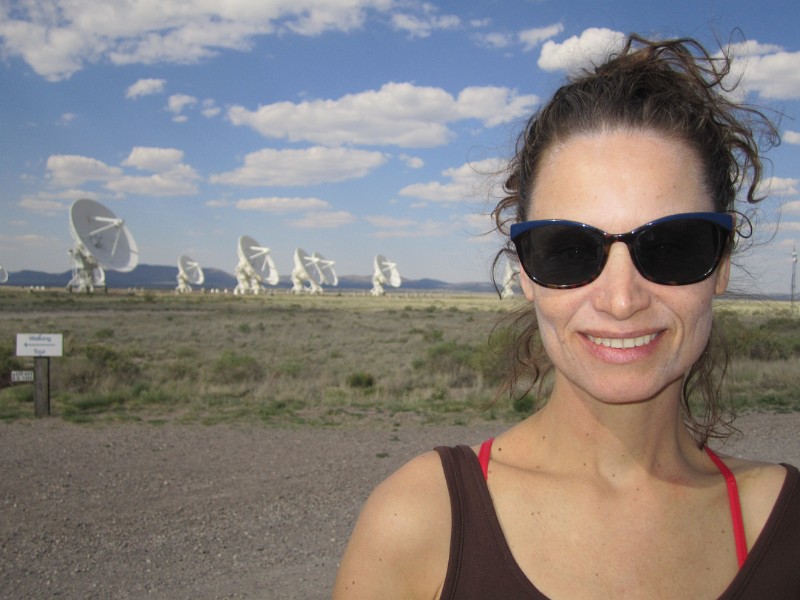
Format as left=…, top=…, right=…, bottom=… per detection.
left=1, top=413, right=799, bottom=599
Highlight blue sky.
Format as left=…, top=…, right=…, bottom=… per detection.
left=1, top=0, right=799, bottom=294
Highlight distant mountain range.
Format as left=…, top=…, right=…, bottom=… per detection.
left=4, top=264, right=498, bottom=294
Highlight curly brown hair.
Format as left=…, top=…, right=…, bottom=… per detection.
left=491, top=33, right=779, bottom=445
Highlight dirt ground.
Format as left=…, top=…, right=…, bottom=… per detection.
left=1, top=412, right=799, bottom=600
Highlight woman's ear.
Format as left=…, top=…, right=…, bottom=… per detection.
left=714, top=254, right=731, bottom=295
left=518, top=266, right=538, bottom=301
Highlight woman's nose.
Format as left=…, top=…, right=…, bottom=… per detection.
left=591, top=242, right=651, bottom=319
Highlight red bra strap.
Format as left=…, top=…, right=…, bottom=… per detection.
left=478, top=438, right=493, bottom=480
left=705, top=446, right=747, bottom=568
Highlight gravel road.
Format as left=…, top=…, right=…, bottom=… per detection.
left=1, top=413, right=799, bottom=599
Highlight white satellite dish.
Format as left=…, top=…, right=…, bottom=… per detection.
left=291, top=248, right=338, bottom=294
left=500, top=257, right=520, bottom=299
left=234, top=235, right=279, bottom=295
left=67, top=198, right=138, bottom=293
left=176, top=255, right=204, bottom=293
left=0, top=265, right=8, bottom=284
left=370, top=254, right=401, bottom=296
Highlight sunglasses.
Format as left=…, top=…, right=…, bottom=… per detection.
left=510, top=212, right=733, bottom=289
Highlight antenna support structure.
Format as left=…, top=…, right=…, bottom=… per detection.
left=67, top=199, right=138, bottom=293
left=291, top=248, right=338, bottom=294
left=234, top=235, right=279, bottom=295
left=370, top=255, right=401, bottom=296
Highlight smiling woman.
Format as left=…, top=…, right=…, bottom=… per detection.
left=333, top=34, right=800, bottom=600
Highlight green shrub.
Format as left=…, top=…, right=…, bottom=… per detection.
left=210, top=351, right=263, bottom=384
left=347, top=372, right=375, bottom=389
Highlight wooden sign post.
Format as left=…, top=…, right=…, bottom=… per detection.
left=16, top=333, right=63, bottom=418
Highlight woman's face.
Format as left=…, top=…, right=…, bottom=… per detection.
left=519, top=130, right=730, bottom=405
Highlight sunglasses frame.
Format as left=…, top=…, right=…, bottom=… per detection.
left=510, top=211, right=734, bottom=289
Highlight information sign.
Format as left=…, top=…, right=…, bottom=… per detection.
left=16, top=333, right=63, bottom=357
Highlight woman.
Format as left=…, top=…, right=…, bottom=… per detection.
left=333, top=34, right=800, bottom=599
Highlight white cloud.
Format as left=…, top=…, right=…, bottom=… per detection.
left=211, top=147, right=387, bottom=187
left=46, top=150, right=199, bottom=196
left=391, top=4, right=460, bottom=39
left=58, top=113, right=77, bottom=126
left=18, top=197, right=68, bottom=216
left=235, top=197, right=330, bottom=213
left=0, top=1, right=394, bottom=81
left=46, top=155, right=122, bottom=186
left=783, top=200, right=800, bottom=214
left=538, top=27, right=626, bottom=73
left=122, top=147, right=185, bottom=172
left=106, top=163, right=200, bottom=196
left=288, top=211, right=356, bottom=229
left=759, top=176, right=800, bottom=198
left=784, top=131, right=800, bottom=145
left=227, top=82, right=538, bottom=148
left=716, top=41, right=800, bottom=100
left=518, top=23, right=564, bottom=52
left=456, top=86, right=538, bottom=127
left=201, top=99, right=221, bottom=118
left=399, top=154, right=424, bottom=169
left=167, top=93, right=197, bottom=121
left=475, top=32, right=514, bottom=49
left=399, top=158, right=506, bottom=203
left=126, top=78, right=167, bottom=99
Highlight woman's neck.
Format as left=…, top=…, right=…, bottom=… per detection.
left=520, top=376, right=704, bottom=485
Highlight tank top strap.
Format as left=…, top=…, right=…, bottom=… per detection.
left=478, top=438, right=493, bottom=480
left=705, top=445, right=748, bottom=568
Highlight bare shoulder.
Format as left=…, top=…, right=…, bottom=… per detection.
left=333, top=450, right=451, bottom=599
left=717, top=454, right=790, bottom=548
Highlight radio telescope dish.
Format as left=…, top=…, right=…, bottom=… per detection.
left=370, top=254, right=401, bottom=296
left=234, top=235, right=279, bottom=295
left=500, top=257, right=520, bottom=299
left=176, top=255, right=204, bottom=293
left=67, top=198, right=138, bottom=293
left=291, top=248, right=338, bottom=294
left=0, top=265, right=8, bottom=284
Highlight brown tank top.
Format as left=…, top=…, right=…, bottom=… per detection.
left=434, top=444, right=800, bottom=599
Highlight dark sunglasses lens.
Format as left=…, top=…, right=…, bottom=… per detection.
left=518, top=224, right=604, bottom=287
left=634, top=219, right=724, bottom=284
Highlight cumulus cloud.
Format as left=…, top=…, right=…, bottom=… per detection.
left=518, top=23, right=564, bottom=52
left=759, top=176, right=800, bottom=198
left=166, top=93, right=198, bottom=122
left=399, top=154, right=424, bottom=169
left=201, top=99, right=221, bottom=118
left=46, top=148, right=199, bottom=196
left=730, top=46, right=800, bottom=100
left=235, top=197, right=330, bottom=213
left=0, top=0, right=394, bottom=81
left=399, top=158, right=506, bottom=203
left=47, top=155, right=123, bottom=187
left=391, top=4, right=460, bottom=39
left=123, top=147, right=185, bottom=172
left=227, top=82, right=538, bottom=148
left=538, top=27, right=626, bottom=73
left=211, top=147, right=387, bottom=187
left=126, top=78, right=167, bottom=99
left=784, top=131, right=800, bottom=145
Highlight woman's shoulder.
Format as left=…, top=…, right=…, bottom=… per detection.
left=714, top=454, right=794, bottom=549
left=333, top=451, right=451, bottom=599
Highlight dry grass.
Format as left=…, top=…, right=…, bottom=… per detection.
left=1, top=288, right=798, bottom=425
